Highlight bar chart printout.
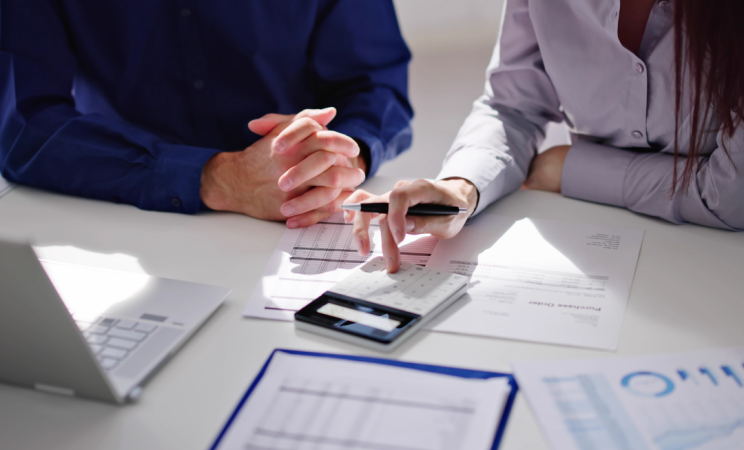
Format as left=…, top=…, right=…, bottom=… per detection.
left=213, top=352, right=511, bottom=450
left=513, top=347, right=744, bottom=450
left=244, top=213, right=438, bottom=321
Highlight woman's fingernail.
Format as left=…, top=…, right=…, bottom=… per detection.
left=274, top=140, right=286, bottom=153
left=344, top=211, right=350, bottom=223
left=405, top=218, right=414, bottom=232
left=395, top=229, right=405, bottom=244
left=385, top=257, right=394, bottom=272
left=287, top=219, right=298, bottom=228
left=279, top=178, right=292, bottom=190
left=281, top=204, right=296, bottom=216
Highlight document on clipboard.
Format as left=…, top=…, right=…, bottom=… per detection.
left=211, top=350, right=518, bottom=450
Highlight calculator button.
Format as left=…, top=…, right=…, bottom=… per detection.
left=135, top=322, right=157, bottom=333
left=100, top=347, right=127, bottom=359
left=107, top=338, right=137, bottom=350
left=86, top=334, right=107, bottom=344
left=116, top=319, right=137, bottom=330
left=107, top=328, right=146, bottom=342
left=99, top=358, right=118, bottom=370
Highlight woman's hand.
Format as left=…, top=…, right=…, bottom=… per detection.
left=345, top=178, right=479, bottom=273
left=522, top=145, right=570, bottom=192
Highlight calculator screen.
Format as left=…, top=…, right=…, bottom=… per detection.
left=317, top=303, right=401, bottom=332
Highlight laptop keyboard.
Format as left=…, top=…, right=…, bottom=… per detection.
left=79, top=318, right=159, bottom=371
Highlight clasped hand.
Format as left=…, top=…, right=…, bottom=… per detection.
left=201, top=108, right=366, bottom=227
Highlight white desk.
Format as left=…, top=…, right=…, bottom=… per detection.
left=0, top=177, right=742, bottom=450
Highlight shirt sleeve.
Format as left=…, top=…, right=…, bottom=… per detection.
left=308, top=0, right=413, bottom=176
left=0, top=0, right=220, bottom=213
left=436, top=0, right=563, bottom=216
left=562, top=124, right=744, bottom=230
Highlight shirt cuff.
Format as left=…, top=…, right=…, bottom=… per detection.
left=561, top=140, right=635, bottom=208
left=150, top=144, right=222, bottom=214
left=436, top=146, right=506, bottom=217
left=330, top=123, right=384, bottom=176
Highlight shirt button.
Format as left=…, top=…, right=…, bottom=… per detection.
left=658, top=0, right=668, bottom=7
left=635, top=63, right=645, bottom=74
left=181, top=8, right=191, bottom=17
left=193, top=79, right=204, bottom=90
left=171, top=198, right=182, bottom=208
left=632, top=130, right=644, bottom=139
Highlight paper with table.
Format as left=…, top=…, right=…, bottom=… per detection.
left=244, top=214, right=643, bottom=350
left=243, top=213, right=438, bottom=321
left=513, top=347, right=744, bottom=450
left=211, top=350, right=516, bottom=450
left=0, top=175, right=14, bottom=198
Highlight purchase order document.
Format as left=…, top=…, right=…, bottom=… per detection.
left=425, top=215, right=644, bottom=350
left=244, top=213, right=438, bottom=321
left=512, top=347, right=744, bottom=450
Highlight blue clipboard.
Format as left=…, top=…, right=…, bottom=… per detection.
left=210, top=348, right=519, bottom=450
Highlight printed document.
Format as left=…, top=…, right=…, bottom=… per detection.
left=512, top=347, right=744, bottom=450
left=244, top=214, right=643, bottom=350
left=426, top=216, right=643, bottom=350
left=243, top=213, right=437, bottom=321
left=214, top=352, right=511, bottom=450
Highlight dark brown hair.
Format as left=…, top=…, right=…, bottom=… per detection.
left=673, top=0, right=744, bottom=193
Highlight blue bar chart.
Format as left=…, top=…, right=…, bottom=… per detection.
left=513, top=348, right=744, bottom=450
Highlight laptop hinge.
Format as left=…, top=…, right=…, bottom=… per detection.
left=34, top=383, right=75, bottom=397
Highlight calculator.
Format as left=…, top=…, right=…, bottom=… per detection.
left=294, top=257, right=469, bottom=352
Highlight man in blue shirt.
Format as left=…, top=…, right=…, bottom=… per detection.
left=0, top=1, right=412, bottom=228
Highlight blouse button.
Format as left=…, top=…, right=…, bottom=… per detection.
left=632, top=130, right=644, bottom=139
left=635, top=63, right=645, bottom=74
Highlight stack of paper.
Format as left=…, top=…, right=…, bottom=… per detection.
left=244, top=214, right=644, bottom=350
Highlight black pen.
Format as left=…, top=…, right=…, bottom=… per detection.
left=342, top=203, right=467, bottom=216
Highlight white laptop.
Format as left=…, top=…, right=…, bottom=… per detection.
left=0, top=240, right=231, bottom=403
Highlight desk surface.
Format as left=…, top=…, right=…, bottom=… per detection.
left=1, top=176, right=742, bottom=450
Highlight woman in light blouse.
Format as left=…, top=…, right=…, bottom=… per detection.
left=345, top=0, right=744, bottom=272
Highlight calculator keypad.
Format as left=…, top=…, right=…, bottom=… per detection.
left=329, top=257, right=467, bottom=316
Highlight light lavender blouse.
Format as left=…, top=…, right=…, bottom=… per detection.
left=437, top=0, right=743, bottom=230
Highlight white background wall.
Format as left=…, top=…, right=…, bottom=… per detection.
left=376, top=0, right=569, bottom=181
left=392, top=0, right=504, bottom=53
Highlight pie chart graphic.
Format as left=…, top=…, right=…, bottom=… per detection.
left=621, top=371, right=675, bottom=397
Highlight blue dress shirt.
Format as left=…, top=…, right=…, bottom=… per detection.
left=0, top=0, right=412, bottom=213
